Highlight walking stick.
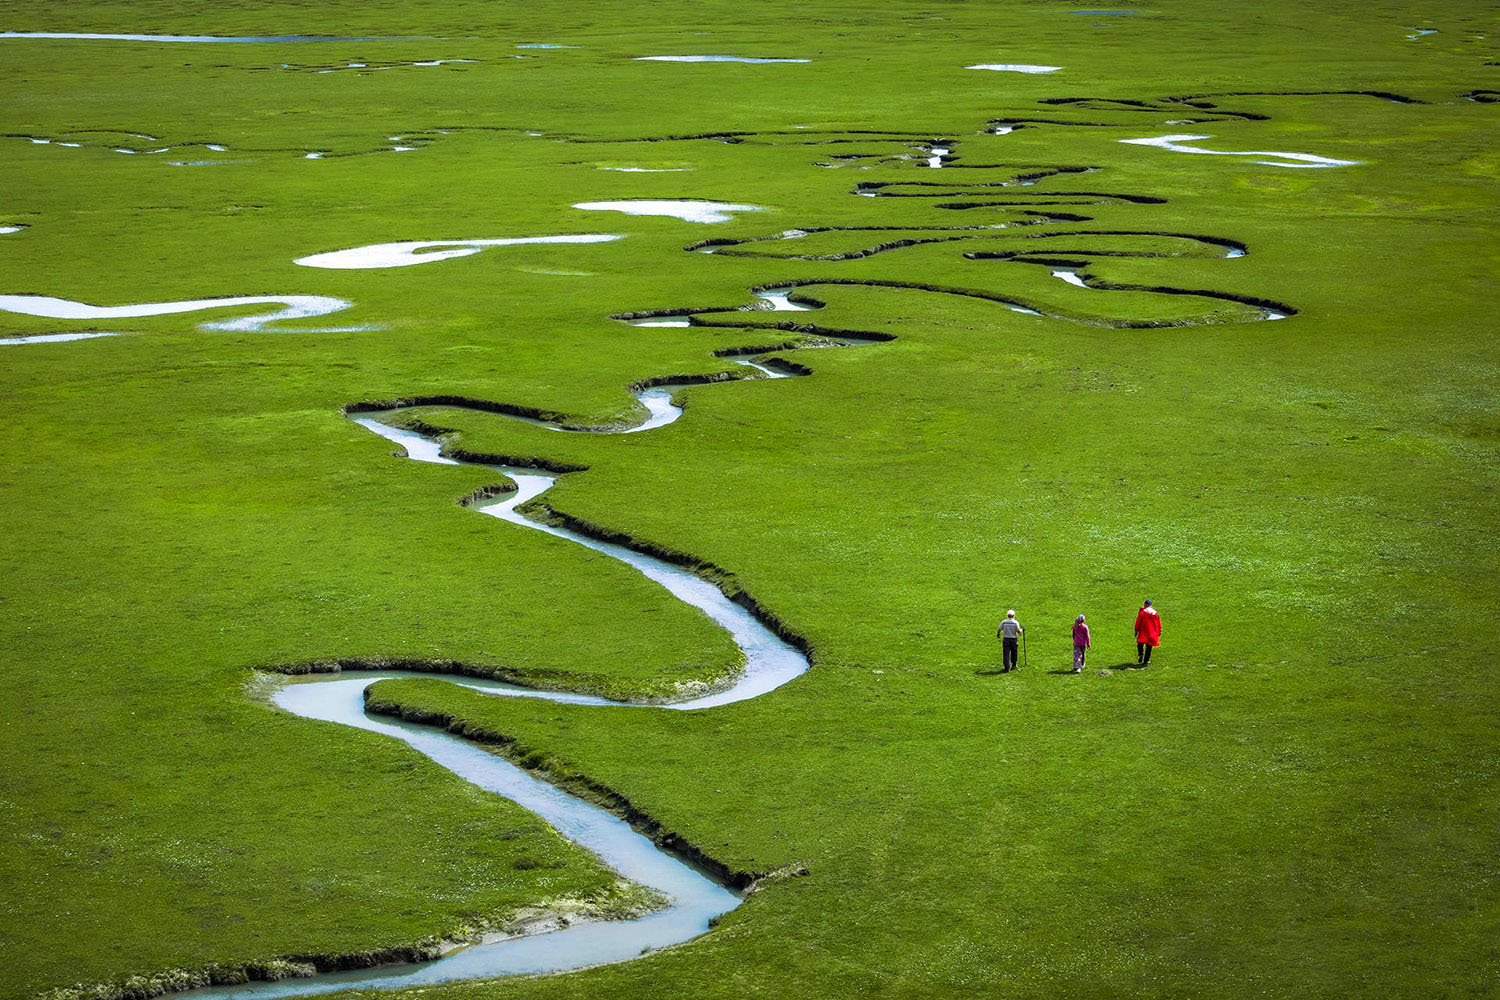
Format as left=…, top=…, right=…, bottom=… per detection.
left=1022, top=630, right=1028, bottom=670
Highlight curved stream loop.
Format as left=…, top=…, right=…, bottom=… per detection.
left=188, top=281, right=840, bottom=994
left=190, top=398, right=812, bottom=999
left=66, top=100, right=1334, bottom=996
left=228, top=174, right=1286, bottom=990
left=658, top=255, right=1289, bottom=327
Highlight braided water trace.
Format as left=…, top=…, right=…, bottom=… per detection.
left=72, top=100, right=1326, bottom=998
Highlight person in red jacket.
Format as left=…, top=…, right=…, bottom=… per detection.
left=1134, top=599, right=1161, bottom=665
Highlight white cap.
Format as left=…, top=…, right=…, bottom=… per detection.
left=1007, top=609, right=1016, bottom=617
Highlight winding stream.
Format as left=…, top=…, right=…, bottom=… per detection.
left=179, top=400, right=811, bottom=998
left=194, top=119, right=1286, bottom=990
left=177, top=286, right=841, bottom=991
left=350, top=419, right=809, bottom=707
left=29, top=97, right=1321, bottom=994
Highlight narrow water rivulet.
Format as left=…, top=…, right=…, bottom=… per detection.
left=184, top=409, right=810, bottom=998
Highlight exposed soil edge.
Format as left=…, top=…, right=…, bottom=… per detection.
left=518, top=500, right=816, bottom=662
left=348, top=395, right=574, bottom=435
left=854, top=164, right=1097, bottom=192
left=687, top=226, right=1244, bottom=263
left=256, top=655, right=726, bottom=705
left=335, top=397, right=823, bottom=688
left=360, top=688, right=770, bottom=891
left=687, top=276, right=1289, bottom=329
left=935, top=192, right=1169, bottom=208
left=37, top=883, right=661, bottom=1000
left=977, top=261, right=1300, bottom=321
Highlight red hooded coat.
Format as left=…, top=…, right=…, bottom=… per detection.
left=1135, top=606, right=1161, bottom=646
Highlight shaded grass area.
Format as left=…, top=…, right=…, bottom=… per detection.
left=1, top=0, right=1498, bottom=997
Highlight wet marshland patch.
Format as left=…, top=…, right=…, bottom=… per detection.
left=11, top=66, right=1476, bottom=1000
left=652, top=134, right=1275, bottom=327
left=974, top=89, right=1426, bottom=134
left=23, top=124, right=1294, bottom=994
left=5, top=91, right=1428, bottom=172
left=2, top=123, right=549, bottom=162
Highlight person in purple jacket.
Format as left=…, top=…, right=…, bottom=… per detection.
left=1071, top=614, right=1090, bottom=673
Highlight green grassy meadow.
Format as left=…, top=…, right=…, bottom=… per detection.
left=2, top=0, right=1498, bottom=996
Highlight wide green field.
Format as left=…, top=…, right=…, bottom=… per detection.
left=3, top=0, right=1498, bottom=996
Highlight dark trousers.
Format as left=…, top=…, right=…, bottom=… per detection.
left=1002, top=636, right=1019, bottom=670
left=1137, top=642, right=1153, bottom=664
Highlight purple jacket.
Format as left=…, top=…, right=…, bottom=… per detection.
left=1073, top=622, right=1091, bottom=648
